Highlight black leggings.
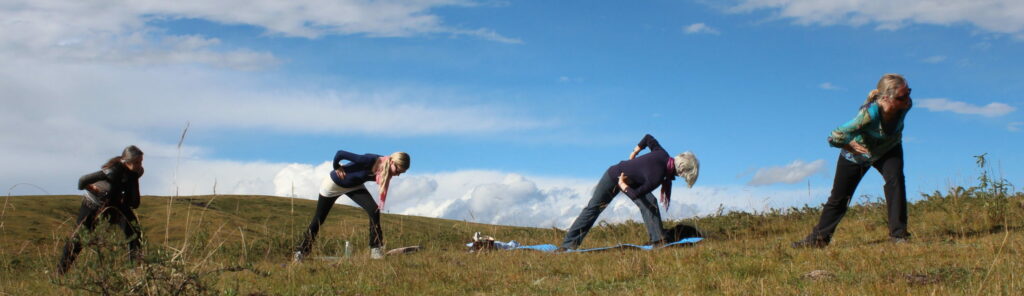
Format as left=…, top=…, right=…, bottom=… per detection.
left=57, top=202, right=143, bottom=274
left=296, top=189, right=382, bottom=254
left=810, top=144, right=909, bottom=241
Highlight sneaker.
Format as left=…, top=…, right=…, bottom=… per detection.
left=553, top=247, right=573, bottom=253
left=292, top=251, right=305, bottom=263
left=370, top=247, right=385, bottom=259
left=791, top=236, right=829, bottom=249
left=890, top=237, right=910, bottom=244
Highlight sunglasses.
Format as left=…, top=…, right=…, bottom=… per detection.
left=895, top=87, right=911, bottom=101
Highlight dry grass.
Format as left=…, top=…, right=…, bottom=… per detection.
left=1, top=183, right=1022, bottom=295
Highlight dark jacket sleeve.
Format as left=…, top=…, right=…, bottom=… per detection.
left=637, top=134, right=664, bottom=152
left=78, top=170, right=107, bottom=190
left=333, top=150, right=360, bottom=170
left=126, top=178, right=141, bottom=209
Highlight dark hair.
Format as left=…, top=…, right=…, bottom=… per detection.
left=102, top=145, right=144, bottom=169
left=122, top=145, right=143, bottom=162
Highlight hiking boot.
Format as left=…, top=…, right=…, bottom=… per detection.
left=370, top=247, right=385, bottom=259
left=292, top=251, right=305, bottom=263
left=791, top=237, right=829, bottom=249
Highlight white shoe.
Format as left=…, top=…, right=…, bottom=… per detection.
left=292, top=251, right=305, bottom=263
left=370, top=247, right=385, bottom=260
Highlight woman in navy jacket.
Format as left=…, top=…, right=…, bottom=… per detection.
left=294, top=150, right=410, bottom=260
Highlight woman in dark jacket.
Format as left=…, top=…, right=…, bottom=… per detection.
left=57, top=145, right=145, bottom=275
left=293, top=150, right=410, bottom=261
left=560, top=134, right=699, bottom=250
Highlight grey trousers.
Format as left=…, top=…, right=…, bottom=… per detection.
left=561, top=171, right=665, bottom=249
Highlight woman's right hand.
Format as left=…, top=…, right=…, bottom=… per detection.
left=335, top=169, right=347, bottom=180
left=845, top=141, right=869, bottom=155
left=617, top=173, right=631, bottom=192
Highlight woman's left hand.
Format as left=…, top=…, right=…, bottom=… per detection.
left=617, top=173, right=631, bottom=192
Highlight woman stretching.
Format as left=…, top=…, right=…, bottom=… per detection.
left=58, top=145, right=145, bottom=275
left=294, top=150, right=410, bottom=261
left=560, top=134, right=699, bottom=250
left=792, top=74, right=913, bottom=248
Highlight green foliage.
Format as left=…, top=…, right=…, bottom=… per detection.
left=918, top=153, right=1021, bottom=238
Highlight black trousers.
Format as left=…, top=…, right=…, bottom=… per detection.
left=810, top=144, right=910, bottom=241
left=57, top=201, right=143, bottom=274
left=296, top=189, right=382, bottom=254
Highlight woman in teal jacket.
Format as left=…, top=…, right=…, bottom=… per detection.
left=793, top=74, right=913, bottom=248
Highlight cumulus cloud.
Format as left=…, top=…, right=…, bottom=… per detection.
left=917, top=98, right=1016, bottom=117
left=0, top=0, right=518, bottom=71
left=0, top=60, right=551, bottom=136
left=748, top=159, right=826, bottom=186
left=729, top=0, right=1024, bottom=36
left=0, top=0, right=537, bottom=200
left=6, top=143, right=832, bottom=228
left=0, top=59, right=552, bottom=197
left=683, top=23, right=721, bottom=35
left=270, top=168, right=828, bottom=228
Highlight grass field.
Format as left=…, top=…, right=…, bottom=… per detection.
left=2, top=173, right=1022, bottom=295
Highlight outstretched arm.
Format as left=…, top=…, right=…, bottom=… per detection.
left=630, top=134, right=664, bottom=159
left=78, top=171, right=106, bottom=191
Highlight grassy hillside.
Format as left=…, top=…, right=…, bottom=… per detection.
left=2, top=177, right=1023, bottom=295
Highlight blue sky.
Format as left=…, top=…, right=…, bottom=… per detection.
left=2, top=0, right=1022, bottom=227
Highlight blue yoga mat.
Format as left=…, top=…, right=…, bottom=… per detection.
left=517, top=237, right=703, bottom=253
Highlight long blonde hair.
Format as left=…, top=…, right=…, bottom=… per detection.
left=375, top=152, right=410, bottom=209
left=377, top=152, right=410, bottom=185
left=863, top=73, right=907, bottom=105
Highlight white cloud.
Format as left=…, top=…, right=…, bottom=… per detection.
left=270, top=168, right=829, bottom=228
left=5, top=143, right=831, bottom=228
left=730, top=0, right=1024, bottom=36
left=0, top=56, right=551, bottom=200
left=1009, top=122, right=1023, bottom=132
left=922, top=55, right=947, bottom=64
left=819, top=82, right=840, bottom=90
left=0, top=0, right=518, bottom=69
left=917, top=98, right=1016, bottom=117
left=683, top=23, right=721, bottom=35
left=748, top=159, right=826, bottom=186
left=0, top=60, right=551, bottom=136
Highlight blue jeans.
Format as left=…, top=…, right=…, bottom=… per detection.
left=561, top=171, right=665, bottom=249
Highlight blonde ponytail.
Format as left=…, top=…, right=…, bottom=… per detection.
left=864, top=73, right=907, bottom=105
left=375, top=152, right=411, bottom=209
left=863, top=89, right=881, bottom=105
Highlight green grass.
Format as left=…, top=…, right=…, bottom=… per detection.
left=2, top=182, right=1023, bottom=295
